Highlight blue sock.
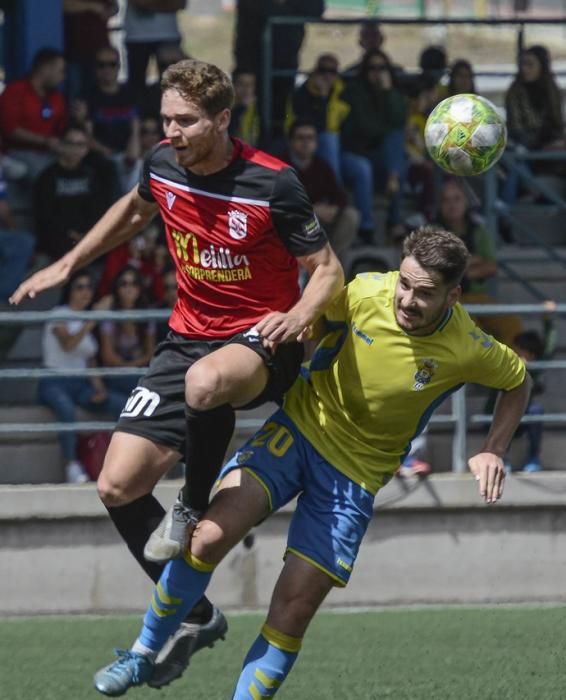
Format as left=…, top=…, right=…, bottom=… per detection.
left=138, top=551, right=214, bottom=652
left=232, top=623, right=302, bottom=699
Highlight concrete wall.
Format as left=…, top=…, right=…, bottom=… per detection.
left=2, top=473, right=566, bottom=615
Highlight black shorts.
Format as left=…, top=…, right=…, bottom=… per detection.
left=114, top=329, right=304, bottom=453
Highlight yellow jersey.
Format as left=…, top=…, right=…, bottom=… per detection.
left=283, top=271, right=526, bottom=494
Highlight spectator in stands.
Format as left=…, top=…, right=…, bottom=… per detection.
left=0, top=166, right=35, bottom=302
left=233, top=0, right=325, bottom=140
left=286, top=53, right=349, bottom=179
left=77, top=46, right=141, bottom=193
left=506, top=45, right=564, bottom=151
left=99, top=265, right=157, bottom=398
left=124, top=0, right=186, bottom=102
left=63, top=0, right=119, bottom=99
left=436, top=178, right=522, bottom=347
left=0, top=48, right=67, bottom=181
left=341, top=49, right=408, bottom=242
left=139, top=42, right=188, bottom=122
left=33, top=124, right=116, bottom=260
left=342, top=20, right=384, bottom=79
left=448, top=59, right=476, bottom=96
left=38, top=271, right=124, bottom=483
left=154, top=267, right=177, bottom=343
left=405, top=75, right=437, bottom=222
left=229, top=70, right=261, bottom=148
left=284, top=119, right=358, bottom=261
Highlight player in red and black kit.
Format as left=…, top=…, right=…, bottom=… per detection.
left=10, top=59, right=343, bottom=687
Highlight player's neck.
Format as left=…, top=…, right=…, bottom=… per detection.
left=187, top=135, right=235, bottom=177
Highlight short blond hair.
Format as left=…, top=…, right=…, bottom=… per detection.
left=161, top=59, right=234, bottom=117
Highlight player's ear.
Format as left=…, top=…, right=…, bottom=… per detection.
left=216, top=108, right=231, bottom=132
left=448, top=284, right=461, bottom=307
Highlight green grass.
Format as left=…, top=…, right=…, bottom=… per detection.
left=1, top=607, right=566, bottom=699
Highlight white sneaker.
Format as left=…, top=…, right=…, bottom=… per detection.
left=65, top=460, right=89, bottom=484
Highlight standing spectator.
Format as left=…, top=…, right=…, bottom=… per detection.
left=286, top=53, right=349, bottom=179
left=79, top=46, right=141, bottom=192
left=341, top=49, right=408, bottom=241
left=229, top=71, right=261, bottom=148
left=33, top=125, right=116, bottom=260
left=284, top=119, right=358, bottom=260
left=233, top=0, right=325, bottom=140
left=342, top=20, right=384, bottom=79
left=38, top=271, right=124, bottom=483
left=124, top=0, right=186, bottom=102
left=139, top=43, right=189, bottom=122
left=98, top=264, right=157, bottom=398
left=0, top=48, right=67, bottom=181
left=448, top=59, right=476, bottom=96
left=63, top=0, right=119, bottom=99
left=436, top=178, right=522, bottom=347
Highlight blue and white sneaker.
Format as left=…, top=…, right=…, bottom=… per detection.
left=523, top=460, right=542, bottom=473
left=93, top=649, right=154, bottom=696
left=149, top=607, right=228, bottom=689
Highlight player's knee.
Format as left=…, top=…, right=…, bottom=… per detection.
left=97, top=472, right=135, bottom=507
left=274, top=589, right=320, bottom=630
left=189, top=518, right=230, bottom=564
left=185, top=362, right=223, bottom=410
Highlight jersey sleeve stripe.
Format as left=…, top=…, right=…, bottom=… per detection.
left=149, top=172, right=271, bottom=207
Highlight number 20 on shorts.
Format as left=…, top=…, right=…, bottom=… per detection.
left=250, top=421, right=294, bottom=457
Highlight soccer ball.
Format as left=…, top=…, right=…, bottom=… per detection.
left=424, top=94, right=507, bottom=176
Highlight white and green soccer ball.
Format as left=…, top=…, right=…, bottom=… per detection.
left=424, top=93, right=507, bottom=176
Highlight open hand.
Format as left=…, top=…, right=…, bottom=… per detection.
left=468, top=452, right=506, bottom=504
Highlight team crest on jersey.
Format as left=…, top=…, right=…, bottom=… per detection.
left=413, top=358, right=438, bottom=391
left=228, top=209, right=248, bottom=240
left=166, top=191, right=176, bottom=210
left=236, top=450, right=254, bottom=465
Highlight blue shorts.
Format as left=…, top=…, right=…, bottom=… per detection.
left=220, top=409, right=375, bottom=586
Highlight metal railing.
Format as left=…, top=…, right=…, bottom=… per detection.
left=0, top=304, right=565, bottom=473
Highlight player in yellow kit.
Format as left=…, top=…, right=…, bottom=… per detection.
left=94, top=227, right=532, bottom=698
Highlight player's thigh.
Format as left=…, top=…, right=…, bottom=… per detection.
left=266, top=552, right=335, bottom=638
left=190, top=468, right=270, bottom=565
left=185, top=342, right=269, bottom=409
left=97, top=431, right=181, bottom=506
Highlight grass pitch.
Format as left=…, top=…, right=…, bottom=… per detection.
left=1, top=607, right=565, bottom=699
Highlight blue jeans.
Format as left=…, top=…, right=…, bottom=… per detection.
left=0, top=229, right=35, bottom=300
left=367, top=129, right=408, bottom=227
left=38, top=377, right=125, bottom=461
left=316, top=131, right=342, bottom=184
left=341, top=151, right=375, bottom=231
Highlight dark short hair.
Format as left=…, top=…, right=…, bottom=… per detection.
left=288, top=118, right=318, bottom=139
left=513, top=330, right=545, bottom=359
left=31, top=48, right=64, bottom=73
left=402, top=226, right=470, bottom=287
left=161, top=59, right=234, bottom=117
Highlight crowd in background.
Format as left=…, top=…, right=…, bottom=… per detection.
left=0, top=0, right=562, bottom=480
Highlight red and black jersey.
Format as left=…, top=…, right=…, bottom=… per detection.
left=138, top=138, right=328, bottom=339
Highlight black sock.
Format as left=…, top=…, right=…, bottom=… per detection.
left=105, top=492, right=215, bottom=623
left=106, top=493, right=166, bottom=583
left=182, top=403, right=236, bottom=512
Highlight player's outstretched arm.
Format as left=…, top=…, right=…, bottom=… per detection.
left=256, top=243, right=344, bottom=344
left=468, top=373, right=533, bottom=504
left=9, top=187, right=158, bottom=305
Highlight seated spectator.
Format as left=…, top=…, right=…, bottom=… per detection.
left=77, top=46, right=141, bottom=192
left=0, top=164, right=35, bottom=302
left=33, top=125, right=116, bottom=260
left=140, top=117, right=162, bottom=154
left=341, top=49, right=408, bottom=242
left=284, top=119, right=358, bottom=261
left=38, top=271, right=124, bottom=483
left=436, top=178, right=522, bottom=347
left=98, top=265, right=157, bottom=397
left=124, top=0, right=186, bottom=103
left=63, top=0, right=119, bottom=99
left=229, top=70, right=261, bottom=148
left=286, top=53, right=349, bottom=179
left=139, top=42, right=189, bottom=122
left=405, top=76, right=438, bottom=222
left=503, top=45, right=565, bottom=204
left=154, top=267, right=178, bottom=343
left=448, top=59, right=476, bottom=96
left=0, top=48, right=67, bottom=181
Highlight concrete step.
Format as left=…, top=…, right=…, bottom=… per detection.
left=0, top=441, right=63, bottom=484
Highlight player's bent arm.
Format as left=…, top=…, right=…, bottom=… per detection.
left=256, top=243, right=344, bottom=343
left=481, top=373, right=533, bottom=458
left=9, top=187, right=158, bottom=304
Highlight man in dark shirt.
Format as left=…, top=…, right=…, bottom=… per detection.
left=34, top=125, right=116, bottom=260
left=285, top=119, right=358, bottom=260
